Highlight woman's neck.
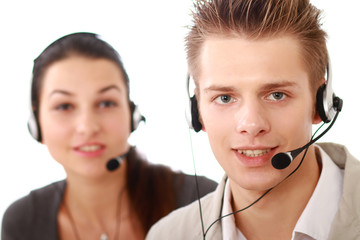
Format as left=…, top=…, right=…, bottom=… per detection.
left=59, top=160, right=129, bottom=240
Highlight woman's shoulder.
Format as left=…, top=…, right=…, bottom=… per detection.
left=28, top=180, right=66, bottom=201
left=2, top=180, right=65, bottom=239
left=129, top=147, right=218, bottom=208
left=146, top=160, right=218, bottom=196
left=172, top=172, right=218, bottom=208
left=3, top=180, right=65, bottom=217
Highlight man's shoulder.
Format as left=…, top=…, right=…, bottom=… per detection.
left=318, top=142, right=360, bottom=239
left=146, top=191, right=216, bottom=240
left=318, top=142, right=358, bottom=167
left=146, top=175, right=228, bottom=240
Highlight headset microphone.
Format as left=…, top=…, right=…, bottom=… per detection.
left=106, top=150, right=130, bottom=171
left=270, top=60, right=343, bottom=170
left=272, top=95, right=342, bottom=170
left=272, top=148, right=305, bottom=170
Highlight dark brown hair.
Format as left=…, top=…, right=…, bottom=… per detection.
left=186, top=0, right=328, bottom=92
left=126, top=147, right=178, bottom=232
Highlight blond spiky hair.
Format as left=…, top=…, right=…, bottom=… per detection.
left=186, top=0, right=328, bottom=91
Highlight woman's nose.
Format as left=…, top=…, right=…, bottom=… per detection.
left=76, top=110, right=100, bottom=137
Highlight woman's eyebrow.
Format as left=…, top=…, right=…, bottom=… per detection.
left=98, top=85, right=122, bottom=94
left=48, top=89, right=72, bottom=99
left=48, top=85, right=123, bottom=99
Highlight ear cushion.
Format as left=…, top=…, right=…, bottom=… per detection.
left=316, top=84, right=330, bottom=123
left=130, top=101, right=145, bottom=132
left=28, top=110, right=42, bottom=142
left=190, top=96, right=202, bottom=132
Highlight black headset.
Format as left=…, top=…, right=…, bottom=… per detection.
left=187, top=61, right=343, bottom=132
left=28, top=101, right=145, bottom=142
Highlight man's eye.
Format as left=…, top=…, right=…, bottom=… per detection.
left=214, top=95, right=234, bottom=104
left=267, top=92, right=286, bottom=101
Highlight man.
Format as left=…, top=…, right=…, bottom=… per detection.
left=146, top=0, right=360, bottom=239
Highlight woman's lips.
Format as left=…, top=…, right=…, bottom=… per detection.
left=74, top=144, right=106, bottom=158
left=77, top=145, right=102, bottom=152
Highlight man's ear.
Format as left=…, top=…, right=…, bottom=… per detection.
left=312, top=112, right=323, bottom=124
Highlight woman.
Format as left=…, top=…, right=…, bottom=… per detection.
left=2, top=32, right=217, bottom=240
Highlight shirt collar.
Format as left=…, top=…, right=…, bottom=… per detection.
left=293, top=145, right=344, bottom=239
left=222, top=178, right=244, bottom=240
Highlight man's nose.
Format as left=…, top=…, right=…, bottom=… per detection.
left=235, top=99, right=270, bottom=137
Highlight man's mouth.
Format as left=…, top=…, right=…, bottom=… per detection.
left=237, top=149, right=271, bottom=157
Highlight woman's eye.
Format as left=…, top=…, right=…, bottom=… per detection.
left=99, top=100, right=117, bottom=108
left=267, top=92, right=286, bottom=101
left=55, top=103, right=73, bottom=111
left=214, top=95, right=234, bottom=104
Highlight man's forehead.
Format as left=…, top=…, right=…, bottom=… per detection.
left=196, top=36, right=310, bottom=93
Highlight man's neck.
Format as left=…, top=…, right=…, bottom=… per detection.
left=230, top=146, right=321, bottom=240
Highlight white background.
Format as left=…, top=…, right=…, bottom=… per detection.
left=0, top=0, right=359, bottom=228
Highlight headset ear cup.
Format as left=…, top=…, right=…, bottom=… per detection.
left=129, top=101, right=145, bottom=132
left=28, top=110, right=42, bottom=142
left=190, top=96, right=202, bottom=132
left=316, top=84, right=329, bottom=123
left=129, top=101, right=137, bottom=132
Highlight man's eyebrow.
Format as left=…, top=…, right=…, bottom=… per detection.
left=203, top=81, right=296, bottom=93
left=260, top=81, right=297, bottom=91
left=203, top=85, right=237, bottom=93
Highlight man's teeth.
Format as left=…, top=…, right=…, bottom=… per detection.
left=237, top=149, right=270, bottom=157
left=79, top=145, right=102, bottom=152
